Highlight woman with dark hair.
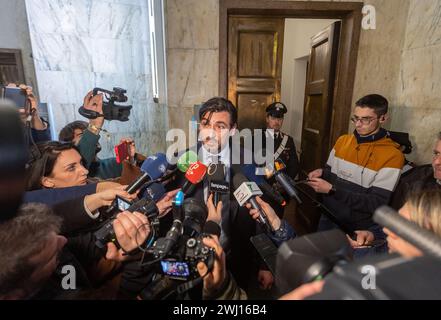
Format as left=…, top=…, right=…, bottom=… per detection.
left=26, top=141, right=89, bottom=191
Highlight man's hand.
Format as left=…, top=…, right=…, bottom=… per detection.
left=347, top=230, right=375, bottom=248
left=257, top=269, right=274, bottom=290
left=279, top=281, right=325, bottom=300
left=156, top=189, right=180, bottom=217
left=106, top=211, right=150, bottom=261
left=245, top=196, right=281, bottom=231
left=308, top=169, right=323, bottom=180
left=84, top=185, right=137, bottom=212
left=307, top=178, right=332, bottom=194
left=83, top=90, right=104, bottom=129
left=8, top=83, right=46, bottom=130
left=197, top=235, right=226, bottom=295
left=207, top=193, right=222, bottom=224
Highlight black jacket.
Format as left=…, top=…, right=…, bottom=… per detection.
left=390, top=164, right=440, bottom=210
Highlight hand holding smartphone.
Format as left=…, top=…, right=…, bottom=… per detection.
left=114, top=141, right=130, bottom=164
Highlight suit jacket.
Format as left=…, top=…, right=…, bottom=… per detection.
left=165, top=142, right=264, bottom=289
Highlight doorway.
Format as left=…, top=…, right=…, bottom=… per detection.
left=219, top=0, right=363, bottom=166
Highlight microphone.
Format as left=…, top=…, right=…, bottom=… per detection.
left=203, top=220, right=221, bottom=237
left=158, top=191, right=185, bottom=257
left=181, top=161, right=207, bottom=196
left=177, top=150, right=198, bottom=173
left=126, top=153, right=169, bottom=194
left=374, top=206, right=441, bottom=260
left=242, top=164, right=286, bottom=207
left=232, top=172, right=274, bottom=232
left=142, top=182, right=167, bottom=202
left=266, top=160, right=302, bottom=204
left=207, top=162, right=228, bottom=207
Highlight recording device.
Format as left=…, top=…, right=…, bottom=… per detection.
left=145, top=195, right=215, bottom=282
left=177, top=150, right=198, bottom=173
left=242, top=164, right=286, bottom=207
left=232, top=172, right=274, bottom=232
left=308, top=254, right=441, bottom=300
left=78, top=87, right=132, bottom=122
left=114, top=141, right=130, bottom=164
left=1, top=86, right=28, bottom=110
left=275, top=229, right=352, bottom=295
left=126, top=153, right=169, bottom=194
left=374, top=206, right=441, bottom=260
left=207, top=162, right=228, bottom=206
left=0, top=104, right=28, bottom=221
left=265, top=159, right=302, bottom=204
left=181, top=161, right=207, bottom=196
left=94, top=183, right=166, bottom=249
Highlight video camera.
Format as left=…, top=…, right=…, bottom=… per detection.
left=79, top=87, right=132, bottom=122
left=145, top=196, right=215, bottom=282
left=94, top=196, right=160, bottom=249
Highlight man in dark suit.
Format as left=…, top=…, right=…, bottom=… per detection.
left=258, top=102, right=300, bottom=218
left=168, top=97, right=272, bottom=291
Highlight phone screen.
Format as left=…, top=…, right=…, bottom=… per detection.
left=116, top=196, right=132, bottom=211
left=2, top=87, right=27, bottom=109
left=160, top=260, right=190, bottom=279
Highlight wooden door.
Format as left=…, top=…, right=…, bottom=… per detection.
left=228, top=17, right=284, bottom=130
left=300, top=22, right=341, bottom=173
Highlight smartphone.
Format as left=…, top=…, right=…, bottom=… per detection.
left=2, top=86, right=27, bottom=109
left=116, top=196, right=132, bottom=211
left=160, top=260, right=190, bottom=280
left=114, top=141, right=129, bottom=164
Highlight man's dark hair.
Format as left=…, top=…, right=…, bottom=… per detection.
left=0, top=203, right=62, bottom=298
left=59, top=120, right=88, bottom=142
left=355, top=94, right=389, bottom=116
left=198, top=97, right=237, bottom=127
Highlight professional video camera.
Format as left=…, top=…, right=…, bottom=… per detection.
left=79, top=87, right=132, bottom=122
left=138, top=193, right=216, bottom=300
left=94, top=183, right=165, bottom=249
left=274, top=205, right=441, bottom=299
left=145, top=194, right=215, bottom=281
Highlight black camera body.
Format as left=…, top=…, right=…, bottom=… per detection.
left=156, top=235, right=215, bottom=281
left=94, top=197, right=160, bottom=249
left=79, top=87, right=132, bottom=122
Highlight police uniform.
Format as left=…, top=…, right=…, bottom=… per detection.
left=259, top=102, right=300, bottom=218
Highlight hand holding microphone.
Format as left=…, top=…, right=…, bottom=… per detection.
left=245, top=196, right=281, bottom=232
left=233, top=172, right=274, bottom=232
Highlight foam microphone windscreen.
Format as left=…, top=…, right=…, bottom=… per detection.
left=177, top=150, right=198, bottom=173
left=207, top=162, right=225, bottom=182
left=185, top=161, right=207, bottom=184
left=232, top=172, right=248, bottom=190
left=143, top=182, right=166, bottom=202
left=141, top=153, right=169, bottom=180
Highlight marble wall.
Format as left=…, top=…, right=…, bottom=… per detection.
left=165, top=0, right=441, bottom=165
left=25, top=0, right=168, bottom=158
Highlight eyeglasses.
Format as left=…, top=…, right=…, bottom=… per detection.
left=350, top=116, right=380, bottom=125
left=433, top=151, right=441, bottom=160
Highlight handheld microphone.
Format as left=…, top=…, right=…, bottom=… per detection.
left=177, top=150, right=199, bottom=173
left=266, top=160, right=302, bottom=204
left=157, top=191, right=185, bottom=257
left=207, top=162, right=228, bottom=207
left=243, top=164, right=286, bottom=207
left=126, top=153, right=169, bottom=194
left=232, top=172, right=274, bottom=232
left=181, top=161, right=207, bottom=196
